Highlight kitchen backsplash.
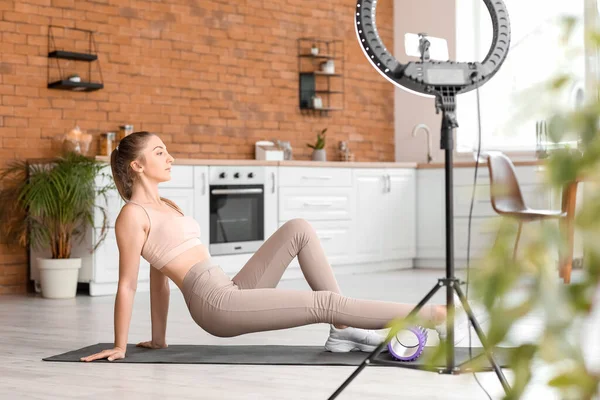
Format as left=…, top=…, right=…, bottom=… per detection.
left=0, top=0, right=395, bottom=294
left=0, top=0, right=395, bottom=166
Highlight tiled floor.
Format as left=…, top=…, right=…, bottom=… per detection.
left=1, top=268, right=597, bottom=399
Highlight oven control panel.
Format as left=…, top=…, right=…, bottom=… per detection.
left=209, top=166, right=265, bottom=185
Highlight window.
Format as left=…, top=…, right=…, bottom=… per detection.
left=455, top=0, right=585, bottom=153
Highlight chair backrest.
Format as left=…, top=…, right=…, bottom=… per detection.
left=484, top=151, right=527, bottom=214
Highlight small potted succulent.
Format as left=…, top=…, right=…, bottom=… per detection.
left=307, top=128, right=327, bottom=161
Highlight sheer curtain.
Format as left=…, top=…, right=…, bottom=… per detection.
left=455, top=0, right=585, bottom=153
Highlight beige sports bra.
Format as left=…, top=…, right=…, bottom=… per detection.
left=127, top=201, right=202, bottom=270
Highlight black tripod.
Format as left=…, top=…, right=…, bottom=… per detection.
left=329, top=93, right=511, bottom=399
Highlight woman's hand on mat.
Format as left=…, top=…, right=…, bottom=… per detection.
left=136, top=340, right=168, bottom=349
left=80, top=347, right=126, bottom=362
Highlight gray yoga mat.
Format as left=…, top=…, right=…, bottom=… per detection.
left=43, top=343, right=511, bottom=369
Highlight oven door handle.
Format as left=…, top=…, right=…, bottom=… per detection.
left=211, top=188, right=264, bottom=195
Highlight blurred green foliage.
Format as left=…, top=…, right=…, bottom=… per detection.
left=385, top=14, right=600, bottom=400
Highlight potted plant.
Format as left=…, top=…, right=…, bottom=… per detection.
left=0, top=151, right=114, bottom=299
left=307, top=128, right=327, bottom=161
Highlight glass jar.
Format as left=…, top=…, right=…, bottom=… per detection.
left=118, top=125, right=133, bottom=142
left=98, top=132, right=116, bottom=156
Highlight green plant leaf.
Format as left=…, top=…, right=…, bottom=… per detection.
left=0, top=152, right=115, bottom=258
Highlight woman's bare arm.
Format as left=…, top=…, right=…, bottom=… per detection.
left=113, top=205, right=146, bottom=350
left=149, top=266, right=170, bottom=346
left=81, top=205, right=146, bottom=362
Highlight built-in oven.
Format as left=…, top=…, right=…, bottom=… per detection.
left=208, top=166, right=265, bottom=256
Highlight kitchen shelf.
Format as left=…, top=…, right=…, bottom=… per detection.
left=300, top=107, right=343, bottom=116
left=47, top=80, right=104, bottom=92
left=47, top=26, right=104, bottom=93
left=48, top=50, right=98, bottom=62
left=297, top=38, right=344, bottom=114
left=301, top=90, right=344, bottom=94
left=298, top=54, right=339, bottom=59
left=311, top=71, right=342, bottom=76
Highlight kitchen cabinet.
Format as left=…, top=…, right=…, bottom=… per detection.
left=383, top=169, right=417, bottom=260
left=353, top=169, right=387, bottom=261
left=276, top=219, right=353, bottom=267
left=276, top=167, right=416, bottom=275
left=29, top=161, right=560, bottom=296
left=277, top=167, right=354, bottom=273
left=278, top=187, right=353, bottom=221
left=353, top=169, right=416, bottom=263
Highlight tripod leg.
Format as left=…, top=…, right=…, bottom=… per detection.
left=406, top=280, right=444, bottom=319
left=453, top=284, right=512, bottom=394
left=327, top=344, right=381, bottom=400
left=328, top=282, right=444, bottom=400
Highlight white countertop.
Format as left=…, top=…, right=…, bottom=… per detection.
left=24, top=156, right=542, bottom=170
left=94, top=156, right=418, bottom=168
left=94, top=156, right=544, bottom=169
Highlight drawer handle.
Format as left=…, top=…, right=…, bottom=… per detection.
left=319, top=236, right=333, bottom=240
left=211, top=188, right=263, bottom=195
left=271, top=172, right=276, bottom=194
left=303, top=202, right=334, bottom=207
left=302, top=176, right=333, bottom=180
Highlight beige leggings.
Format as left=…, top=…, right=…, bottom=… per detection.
left=181, top=218, right=436, bottom=338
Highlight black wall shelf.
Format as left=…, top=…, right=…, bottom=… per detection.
left=308, top=71, right=342, bottom=77
left=297, top=38, right=344, bottom=115
left=48, top=50, right=98, bottom=62
left=48, top=80, right=104, bottom=92
left=298, top=54, right=340, bottom=59
left=304, top=90, right=343, bottom=94
left=47, top=26, right=104, bottom=92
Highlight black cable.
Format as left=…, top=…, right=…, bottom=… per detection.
left=466, top=77, right=493, bottom=400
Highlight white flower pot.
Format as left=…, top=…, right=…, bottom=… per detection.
left=321, top=60, right=335, bottom=74
left=37, top=257, right=82, bottom=299
left=312, top=149, right=327, bottom=161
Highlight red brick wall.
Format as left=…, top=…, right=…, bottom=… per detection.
left=0, top=0, right=394, bottom=294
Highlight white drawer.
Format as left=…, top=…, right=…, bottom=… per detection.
left=278, top=220, right=352, bottom=265
left=279, top=167, right=352, bottom=187
left=279, top=187, right=352, bottom=221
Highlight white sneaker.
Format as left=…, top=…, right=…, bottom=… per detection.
left=435, top=295, right=489, bottom=346
left=324, top=325, right=386, bottom=353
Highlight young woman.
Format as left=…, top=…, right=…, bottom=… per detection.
left=81, top=132, right=449, bottom=362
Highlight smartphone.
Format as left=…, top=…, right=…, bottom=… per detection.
left=404, top=33, right=449, bottom=62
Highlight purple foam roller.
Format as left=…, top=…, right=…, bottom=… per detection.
left=387, top=326, right=428, bottom=362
